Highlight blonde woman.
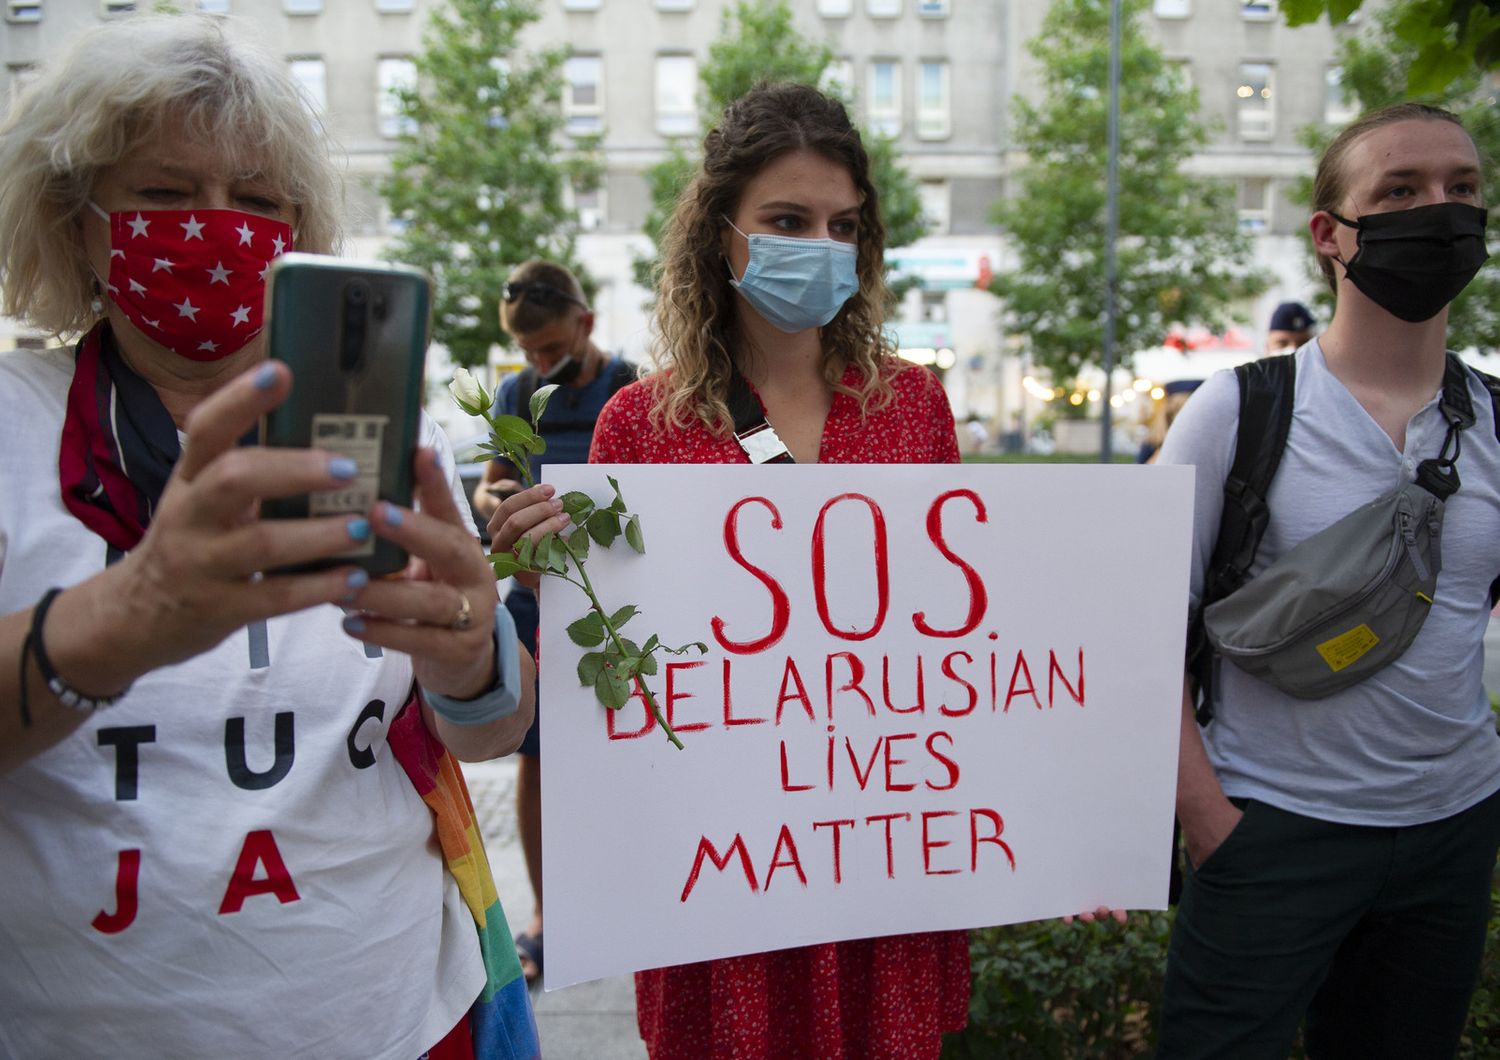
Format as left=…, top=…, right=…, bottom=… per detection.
left=0, top=16, right=538, bottom=1057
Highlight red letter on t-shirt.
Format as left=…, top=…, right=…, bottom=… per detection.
left=218, top=830, right=301, bottom=915
left=91, top=849, right=141, bottom=935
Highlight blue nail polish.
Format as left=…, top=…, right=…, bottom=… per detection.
left=346, top=568, right=370, bottom=590
left=330, top=457, right=358, bottom=480
left=254, top=363, right=278, bottom=390
left=383, top=503, right=404, bottom=527
left=346, top=519, right=371, bottom=543
left=342, top=615, right=366, bottom=634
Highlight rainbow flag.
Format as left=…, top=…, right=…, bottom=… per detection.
left=389, top=698, right=541, bottom=1060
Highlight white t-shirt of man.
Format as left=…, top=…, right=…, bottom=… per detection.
left=0, top=347, right=483, bottom=1058
left=1159, top=340, right=1500, bottom=827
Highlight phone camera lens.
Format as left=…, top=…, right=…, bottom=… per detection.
left=346, top=281, right=369, bottom=308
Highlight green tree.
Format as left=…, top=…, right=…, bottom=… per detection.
left=991, top=0, right=1263, bottom=383
left=1292, top=0, right=1500, bottom=352
left=1283, top=0, right=1500, bottom=95
left=382, top=0, right=597, bottom=368
left=632, top=0, right=926, bottom=292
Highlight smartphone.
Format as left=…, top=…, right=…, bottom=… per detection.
left=260, top=253, right=431, bottom=576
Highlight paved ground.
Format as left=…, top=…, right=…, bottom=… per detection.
left=465, top=758, right=647, bottom=1060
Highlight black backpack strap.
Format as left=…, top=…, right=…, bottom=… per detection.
left=1186, top=354, right=1296, bottom=724
left=606, top=357, right=635, bottom=395
left=1466, top=360, right=1500, bottom=607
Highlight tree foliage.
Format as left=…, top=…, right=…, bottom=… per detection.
left=1283, top=0, right=1500, bottom=95
left=632, top=0, right=926, bottom=292
left=990, top=0, right=1263, bottom=383
left=1292, top=0, right=1500, bottom=352
left=381, top=0, right=597, bottom=368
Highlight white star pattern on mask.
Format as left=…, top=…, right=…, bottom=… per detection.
left=271, top=234, right=287, bottom=255
left=127, top=279, right=147, bottom=295
left=144, top=318, right=160, bottom=329
left=127, top=214, right=150, bottom=238
left=175, top=297, right=199, bottom=321
left=198, top=339, right=218, bottom=353
left=236, top=222, right=256, bottom=246
left=230, top=305, right=252, bottom=326
left=152, top=258, right=175, bottom=273
left=180, top=216, right=205, bottom=241
left=110, top=249, right=125, bottom=260
left=207, top=262, right=231, bottom=285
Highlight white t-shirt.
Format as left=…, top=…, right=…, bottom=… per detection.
left=0, top=347, right=483, bottom=1058
left=1159, top=341, right=1500, bottom=827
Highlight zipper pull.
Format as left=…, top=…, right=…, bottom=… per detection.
left=1401, top=510, right=1430, bottom=582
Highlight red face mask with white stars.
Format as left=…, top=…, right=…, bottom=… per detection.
left=89, top=202, right=293, bottom=362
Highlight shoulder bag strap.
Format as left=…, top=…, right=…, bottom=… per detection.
left=727, top=368, right=794, bottom=464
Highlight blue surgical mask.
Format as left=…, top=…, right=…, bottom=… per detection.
left=726, top=219, right=859, bottom=333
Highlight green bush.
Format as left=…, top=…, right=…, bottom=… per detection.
left=948, top=864, right=1500, bottom=1058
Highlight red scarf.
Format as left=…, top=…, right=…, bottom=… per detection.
left=59, top=322, right=181, bottom=551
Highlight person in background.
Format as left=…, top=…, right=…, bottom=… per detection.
left=1158, top=102, right=1500, bottom=1058
left=471, top=258, right=633, bottom=985
left=0, top=16, right=539, bottom=1057
left=1137, top=379, right=1202, bottom=464
left=1265, top=299, right=1316, bottom=355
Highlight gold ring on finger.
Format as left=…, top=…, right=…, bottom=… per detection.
left=451, top=593, right=474, bottom=631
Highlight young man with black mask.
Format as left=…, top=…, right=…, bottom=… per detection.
left=1157, top=103, right=1500, bottom=1058
left=472, top=259, right=631, bottom=985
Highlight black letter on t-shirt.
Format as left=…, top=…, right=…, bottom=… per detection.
left=346, top=699, right=387, bottom=770
left=97, top=725, right=157, bottom=801
left=225, top=712, right=295, bottom=790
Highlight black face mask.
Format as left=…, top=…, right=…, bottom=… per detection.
left=1329, top=202, right=1489, bottom=323
left=542, top=355, right=582, bottom=386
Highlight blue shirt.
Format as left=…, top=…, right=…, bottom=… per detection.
left=493, top=356, right=629, bottom=481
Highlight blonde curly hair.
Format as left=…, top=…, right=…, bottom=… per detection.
left=0, top=13, right=341, bottom=339
left=649, top=82, right=897, bottom=436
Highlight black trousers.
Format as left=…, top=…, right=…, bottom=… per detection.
left=1157, top=787, right=1500, bottom=1060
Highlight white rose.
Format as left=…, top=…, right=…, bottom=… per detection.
left=449, top=367, right=490, bottom=417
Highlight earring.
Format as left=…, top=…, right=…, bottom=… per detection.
left=89, top=297, right=104, bottom=314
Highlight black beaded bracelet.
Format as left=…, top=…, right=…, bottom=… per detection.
left=27, top=587, right=129, bottom=712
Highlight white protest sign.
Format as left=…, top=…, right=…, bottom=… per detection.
left=538, top=463, right=1193, bottom=990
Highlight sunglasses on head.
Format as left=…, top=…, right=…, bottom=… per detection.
left=502, top=281, right=588, bottom=310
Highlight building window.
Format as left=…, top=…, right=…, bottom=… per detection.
left=1241, top=0, right=1273, bottom=18
left=916, top=0, right=948, bottom=15
left=820, top=58, right=853, bottom=99
left=655, top=55, right=697, bottom=137
left=868, top=60, right=902, bottom=137
left=867, top=0, right=900, bottom=16
left=284, top=0, right=322, bottom=12
left=562, top=0, right=602, bottom=9
left=566, top=176, right=605, bottom=232
left=99, top=1, right=136, bottom=14
left=377, top=57, right=417, bottom=138
left=1324, top=65, right=1357, bottom=126
left=916, top=61, right=950, bottom=139
left=197, top=0, right=230, bottom=10
left=1154, top=0, right=1190, bottom=14
left=919, top=180, right=949, bottom=235
left=816, top=0, right=852, bottom=14
left=1238, top=177, right=1270, bottom=231
left=288, top=57, right=326, bottom=114
left=1236, top=62, right=1273, bottom=141
left=656, top=0, right=692, bottom=9
left=6, top=63, right=36, bottom=96
left=564, top=55, right=604, bottom=136
left=6, top=0, right=41, bottom=20
left=374, top=0, right=414, bottom=11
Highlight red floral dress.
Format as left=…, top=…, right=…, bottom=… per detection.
left=589, top=361, right=969, bottom=1060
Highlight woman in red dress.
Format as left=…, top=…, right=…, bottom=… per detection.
left=591, top=82, right=968, bottom=1060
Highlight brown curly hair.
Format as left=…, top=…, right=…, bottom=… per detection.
left=648, top=81, right=897, bottom=435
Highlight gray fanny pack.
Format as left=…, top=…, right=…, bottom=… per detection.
left=1203, top=369, right=1473, bottom=699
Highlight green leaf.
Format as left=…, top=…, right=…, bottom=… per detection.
left=527, top=435, right=548, bottom=457
left=529, top=383, right=560, bottom=425
left=566, top=525, right=591, bottom=561
left=567, top=611, right=606, bottom=647
left=587, top=509, right=621, bottom=547
left=624, top=514, right=645, bottom=554
left=636, top=653, right=658, bottom=677
left=594, top=665, right=631, bottom=709
left=489, top=553, right=526, bottom=580
left=561, top=490, right=597, bottom=523
left=546, top=534, right=570, bottom=573
left=608, top=604, right=639, bottom=630
left=490, top=414, right=537, bottom=450
left=516, top=535, right=536, bottom=568
left=577, top=651, right=607, bottom=686
left=607, top=473, right=628, bottom=513
left=642, top=634, right=660, bottom=656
